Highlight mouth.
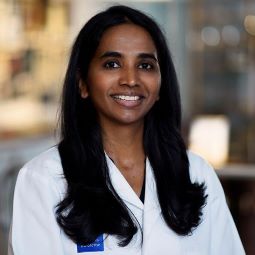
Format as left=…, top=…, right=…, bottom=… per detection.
left=110, top=94, right=145, bottom=107
left=111, top=95, right=143, bottom=101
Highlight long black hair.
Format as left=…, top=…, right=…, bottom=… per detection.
left=57, top=5, right=207, bottom=246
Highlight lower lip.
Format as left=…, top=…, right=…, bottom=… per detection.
left=111, top=97, right=143, bottom=108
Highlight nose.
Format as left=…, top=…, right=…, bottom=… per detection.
left=119, top=66, right=139, bottom=87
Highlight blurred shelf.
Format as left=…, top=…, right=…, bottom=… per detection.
left=217, top=164, right=255, bottom=180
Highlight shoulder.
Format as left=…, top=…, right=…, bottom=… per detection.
left=185, top=152, right=245, bottom=254
left=20, top=146, right=63, bottom=177
left=187, top=150, right=214, bottom=183
left=187, top=150, right=224, bottom=201
left=17, top=146, right=66, bottom=196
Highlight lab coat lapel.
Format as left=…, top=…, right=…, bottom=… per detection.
left=143, top=159, right=161, bottom=239
left=105, top=154, right=144, bottom=211
left=143, top=160, right=182, bottom=255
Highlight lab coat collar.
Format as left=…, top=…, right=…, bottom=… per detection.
left=105, top=154, right=144, bottom=210
left=143, top=159, right=162, bottom=240
left=105, top=154, right=162, bottom=237
left=144, top=158, right=160, bottom=211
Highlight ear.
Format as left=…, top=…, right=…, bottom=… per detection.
left=79, top=79, right=89, bottom=99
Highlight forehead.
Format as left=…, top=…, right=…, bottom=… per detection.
left=95, top=23, right=157, bottom=55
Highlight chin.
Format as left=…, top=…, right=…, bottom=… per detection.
left=111, top=115, right=144, bottom=126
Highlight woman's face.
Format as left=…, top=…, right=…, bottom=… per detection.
left=80, top=23, right=161, bottom=127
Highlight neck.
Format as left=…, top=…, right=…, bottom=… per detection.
left=101, top=121, right=145, bottom=164
left=101, top=120, right=146, bottom=196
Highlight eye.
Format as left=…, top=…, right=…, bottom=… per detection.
left=104, top=61, right=120, bottom=69
left=138, top=62, right=153, bottom=70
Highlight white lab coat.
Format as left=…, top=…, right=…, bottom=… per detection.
left=9, top=147, right=245, bottom=255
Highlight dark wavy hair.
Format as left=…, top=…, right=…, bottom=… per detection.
left=57, top=5, right=207, bottom=246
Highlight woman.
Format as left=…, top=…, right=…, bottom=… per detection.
left=9, top=5, right=245, bottom=255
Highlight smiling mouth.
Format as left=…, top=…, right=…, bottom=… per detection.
left=111, top=95, right=142, bottom=101
left=110, top=94, right=145, bottom=107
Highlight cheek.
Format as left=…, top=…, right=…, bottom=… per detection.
left=142, top=72, right=160, bottom=87
left=149, top=81, right=161, bottom=103
left=151, top=77, right=161, bottom=98
left=89, top=75, right=116, bottom=94
left=156, top=76, right=161, bottom=96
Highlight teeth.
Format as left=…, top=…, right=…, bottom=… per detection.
left=113, top=95, right=140, bottom=101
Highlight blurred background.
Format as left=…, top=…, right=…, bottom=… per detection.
left=0, top=0, right=254, bottom=254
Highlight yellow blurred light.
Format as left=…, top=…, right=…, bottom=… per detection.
left=189, top=115, right=230, bottom=168
left=0, top=98, right=57, bottom=133
left=244, top=15, right=255, bottom=36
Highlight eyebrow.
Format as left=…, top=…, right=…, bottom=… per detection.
left=100, top=51, right=158, bottom=62
left=100, top=51, right=121, bottom=59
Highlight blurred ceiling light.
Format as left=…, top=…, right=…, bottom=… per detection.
left=244, top=15, right=255, bottom=36
left=222, top=25, right=240, bottom=46
left=201, top=26, right=220, bottom=46
left=0, top=3, right=23, bottom=49
left=189, top=115, right=230, bottom=168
